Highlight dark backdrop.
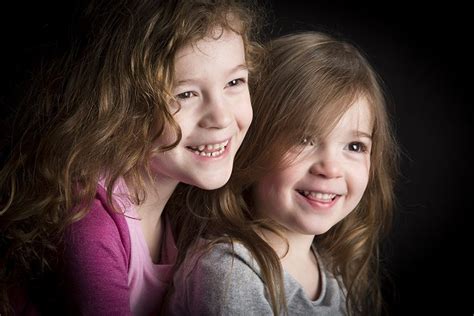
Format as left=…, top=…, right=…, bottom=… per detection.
left=267, top=1, right=472, bottom=315
left=1, top=1, right=472, bottom=314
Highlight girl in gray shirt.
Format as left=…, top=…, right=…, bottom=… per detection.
left=166, top=31, right=398, bottom=316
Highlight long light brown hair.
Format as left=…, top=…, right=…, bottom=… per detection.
left=171, top=31, right=399, bottom=315
left=0, top=0, right=263, bottom=313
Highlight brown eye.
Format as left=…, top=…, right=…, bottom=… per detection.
left=226, top=78, right=246, bottom=87
left=347, top=142, right=367, bottom=153
left=176, top=91, right=194, bottom=100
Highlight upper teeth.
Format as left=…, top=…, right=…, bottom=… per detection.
left=190, top=140, right=228, bottom=151
left=302, top=191, right=336, bottom=201
left=188, top=140, right=229, bottom=157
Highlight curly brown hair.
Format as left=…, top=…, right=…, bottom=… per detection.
left=0, top=0, right=264, bottom=313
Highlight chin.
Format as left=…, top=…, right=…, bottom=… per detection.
left=303, top=224, right=333, bottom=236
left=194, top=175, right=231, bottom=191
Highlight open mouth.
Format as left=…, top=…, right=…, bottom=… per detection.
left=186, top=140, right=229, bottom=158
left=296, top=190, right=338, bottom=202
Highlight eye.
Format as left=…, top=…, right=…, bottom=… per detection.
left=226, top=78, right=246, bottom=87
left=301, top=137, right=316, bottom=146
left=175, top=91, right=196, bottom=100
left=347, top=141, right=368, bottom=153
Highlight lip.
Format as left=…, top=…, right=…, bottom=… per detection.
left=186, top=138, right=232, bottom=161
left=295, top=189, right=341, bottom=211
left=297, top=185, right=341, bottom=195
left=186, top=138, right=230, bottom=148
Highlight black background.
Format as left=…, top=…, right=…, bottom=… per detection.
left=266, top=1, right=473, bottom=315
left=1, top=1, right=472, bottom=314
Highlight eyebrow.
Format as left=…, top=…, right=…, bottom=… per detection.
left=352, top=130, right=373, bottom=139
left=175, top=64, right=248, bottom=85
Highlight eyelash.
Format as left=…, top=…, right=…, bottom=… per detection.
left=347, top=142, right=368, bottom=153
left=175, top=91, right=196, bottom=100
left=301, top=138, right=369, bottom=154
left=175, top=78, right=247, bottom=101
left=226, top=78, right=246, bottom=87
left=301, top=137, right=316, bottom=146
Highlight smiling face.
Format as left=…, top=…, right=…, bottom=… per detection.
left=150, top=28, right=252, bottom=190
left=253, top=97, right=372, bottom=236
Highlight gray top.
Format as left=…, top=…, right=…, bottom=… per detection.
left=167, top=241, right=347, bottom=315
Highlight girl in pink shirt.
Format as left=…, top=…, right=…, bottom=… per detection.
left=0, top=0, right=263, bottom=314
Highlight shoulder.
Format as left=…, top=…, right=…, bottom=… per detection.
left=64, top=183, right=131, bottom=262
left=60, top=184, right=133, bottom=314
left=169, top=241, right=273, bottom=315
left=189, top=241, right=263, bottom=283
left=177, top=241, right=261, bottom=286
left=67, top=183, right=129, bottom=237
left=199, top=242, right=258, bottom=268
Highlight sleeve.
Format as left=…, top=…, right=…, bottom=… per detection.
left=61, top=196, right=132, bottom=316
left=168, top=243, right=274, bottom=316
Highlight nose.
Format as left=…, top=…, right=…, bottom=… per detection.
left=198, top=93, right=233, bottom=129
left=309, top=149, right=343, bottom=179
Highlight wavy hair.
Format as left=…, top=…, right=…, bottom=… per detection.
left=171, top=31, right=399, bottom=315
left=0, top=0, right=263, bottom=313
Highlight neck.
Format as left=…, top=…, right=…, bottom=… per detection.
left=133, top=175, right=178, bottom=224
left=259, top=227, right=321, bottom=300
left=261, top=228, right=315, bottom=260
left=129, top=174, right=179, bottom=263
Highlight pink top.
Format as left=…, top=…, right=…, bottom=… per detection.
left=122, top=185, right=177, bottom=315
left=63, top=179, right=177, bottom=315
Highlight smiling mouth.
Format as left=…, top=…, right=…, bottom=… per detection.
left=186, top=139, right=229, bottom=157
left=296, top=190, right=338, bottom=202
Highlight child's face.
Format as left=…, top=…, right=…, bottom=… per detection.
left=151, top=28, right=252, bottom=190
left=254, top=97, right=372, bottom=236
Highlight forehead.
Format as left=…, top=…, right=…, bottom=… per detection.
left=332, top=96, right=373, bottom=135
left=174, top=28, right=245, bottom=72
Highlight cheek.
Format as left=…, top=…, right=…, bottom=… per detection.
left=351, top=164, right=370, bottom=197
left=153, top=118, right=184, bottom=147
left=149, top=152, right=173, bottom=175
left=154, top=129, right=174, bottom=148
left=259, top=168, right=298, bottom=198
left=254, top=173, right=284, bottom=206
left=361, top=161, right=371, bottom=189
left=234, top=94, right=253, bottom=129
